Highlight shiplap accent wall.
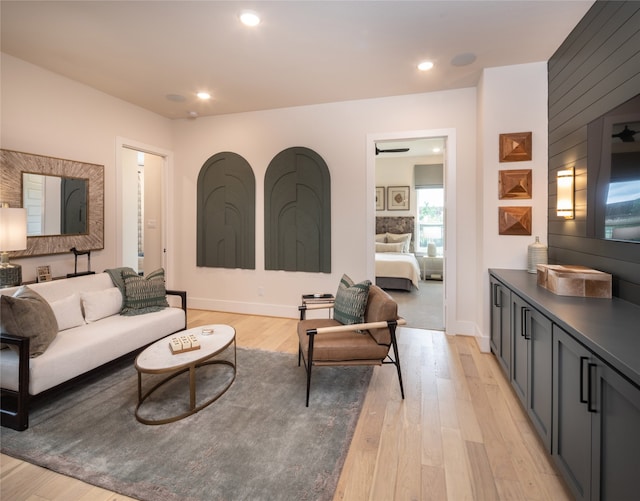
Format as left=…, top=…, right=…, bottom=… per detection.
left=547, top=0, right=640, bottom=304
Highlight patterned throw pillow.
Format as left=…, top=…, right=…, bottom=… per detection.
left=120, top=268, right=169, bottom=316
left=333, top=274, right=371, bottom=325
left=0, top=286, right=58, bottom=357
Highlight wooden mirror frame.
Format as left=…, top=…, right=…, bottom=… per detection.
left=0, top=149, right=104, bottom=257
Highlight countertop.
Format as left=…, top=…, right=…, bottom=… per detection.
left=490, top=269, right=640, bottom=388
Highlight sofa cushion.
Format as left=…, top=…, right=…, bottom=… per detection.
left=81, top=287, right=123, bottom=322
left=49, top=293, right=85, bottom=331
left=120, top=268, right=169, bottom=316
left=0, top=286, right=58, bottom=357
left=334, top=274, right=371, bottom=325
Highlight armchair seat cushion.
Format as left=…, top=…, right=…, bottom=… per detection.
left=298, top=319, right=389, bottom=363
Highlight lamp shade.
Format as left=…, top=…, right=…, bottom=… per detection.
left=0, top=207, right=28, bottom=252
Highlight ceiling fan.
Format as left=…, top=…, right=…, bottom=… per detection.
left=375, top=144, right=410, bottom=155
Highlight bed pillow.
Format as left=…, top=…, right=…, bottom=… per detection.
left=334, top=274, right=371, bottom=325
left=376, top=242, right=405, bottom=253
left=375, top=233, right=387, bottom=243
left=386, top=232, right=412, bottom=253
left=0, top=286, right=58, bottom=357
left=81, top=287, right=123, bottom=322
left=120, top=268, right=169, bottom=316
left=49, top=293, right=85, bottom=331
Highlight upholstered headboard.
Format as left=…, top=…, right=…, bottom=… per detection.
left=376, top=217, right=415, bottom=252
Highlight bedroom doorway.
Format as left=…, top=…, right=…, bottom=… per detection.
left=116, top=138, right=174, bottom=284
left=368, top=130, right=455, bottom=332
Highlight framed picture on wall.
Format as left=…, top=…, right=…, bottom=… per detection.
left=388, top=186, right=410, bottom=210
left=375, top=186, right=385, bottom=210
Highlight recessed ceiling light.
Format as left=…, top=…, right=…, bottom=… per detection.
left=239, top=10, right=260, bottom=27
left=417, top=61, right=434, bottom=71
left=197, top=92, right=211, bottom=100
left=432, top=147, right=441, bottom=153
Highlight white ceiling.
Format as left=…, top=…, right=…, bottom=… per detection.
left=0, top=1, right=594, bottom=120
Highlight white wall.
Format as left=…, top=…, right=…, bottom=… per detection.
left=1, top=52, right=549, bottom=346
left=476, top=62, right=549, bottom=349
left=170, top=88, right=478, bottom=322
left=0, top=53, right=173, bottom=282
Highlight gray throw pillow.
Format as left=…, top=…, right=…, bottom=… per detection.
left=120, top=268, right=169, bottom=316
left=1, top=286, right=58, bottom=357
left=333, top=274, right=371, bottom=325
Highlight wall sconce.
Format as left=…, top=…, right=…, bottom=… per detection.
left=556, top=168, right=575, bottom=219
left=0, top=203, right=28, bottom=287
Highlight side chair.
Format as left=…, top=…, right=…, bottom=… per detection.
left=297, top=284, right=406, bottom=406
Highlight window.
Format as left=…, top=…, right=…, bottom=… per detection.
left=416, top=187, right=444, bottom=255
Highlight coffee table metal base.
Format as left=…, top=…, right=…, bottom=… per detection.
left=135, top=327, right=236, bottom=425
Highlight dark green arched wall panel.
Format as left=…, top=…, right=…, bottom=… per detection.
left=265, top=147, right=331, bottom=272
left=197, top=152, right=255, bottom=269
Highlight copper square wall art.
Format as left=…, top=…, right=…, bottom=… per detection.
left=499, top=206, right=532, bottom=235
left=499, top=169, right=532, bottom=199
left=499, top=132, right=532, bottom=162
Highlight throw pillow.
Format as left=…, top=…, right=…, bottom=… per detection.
left=0, top=286, right=58, bottom=357
left=81, top=287, right=123, bottom=322
left=386, top=232, right=412, bottom=253
left=120, top=268, right=169, bottom=316
left=334, top=274, right=371, bottom=325
left=375, top=242, right=405, bottom=253
left=49, top=293, right=85, bottom=331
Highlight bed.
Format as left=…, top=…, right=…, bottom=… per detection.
left=375, top=217, right=421, bottom=291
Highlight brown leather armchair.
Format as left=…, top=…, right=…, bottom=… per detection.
left=297, top=284, right=405, bottom=406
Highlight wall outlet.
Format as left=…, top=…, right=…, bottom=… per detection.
left=258, top=286, right=264, bottom=296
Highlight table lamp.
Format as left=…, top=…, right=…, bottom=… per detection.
left=0, top=203, right=28, bottom=287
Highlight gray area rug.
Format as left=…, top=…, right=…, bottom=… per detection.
left=1, top=348, right=371, bottom=501
left=388, top=279, right=444, bottom=330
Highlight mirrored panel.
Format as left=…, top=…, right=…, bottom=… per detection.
left=0, top=149, right=103, bottom=257
left=23, top=173, right=88, bottom=236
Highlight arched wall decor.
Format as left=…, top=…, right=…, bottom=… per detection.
left=264, top=146, right=331, bottom=273
left=197, top=152, right=255, bottom=269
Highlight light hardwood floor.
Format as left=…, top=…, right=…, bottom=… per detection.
left=1, top=309, right=572, bottom=501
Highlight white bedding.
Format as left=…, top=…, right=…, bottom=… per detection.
left=375, top=252, right=421, bottom=289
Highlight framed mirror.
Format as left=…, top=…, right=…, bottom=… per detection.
left=0, top=149, right=104, bottom=257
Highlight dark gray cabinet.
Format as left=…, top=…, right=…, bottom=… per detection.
left=489, top=276, right=510, bottom=376
left=553, top=325, right=640, bottom=501
left=511, top=294, right=553, bottom=451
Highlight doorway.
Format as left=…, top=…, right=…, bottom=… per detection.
left=367, top=129, right=457, bottom=334
left=116, top=138, right=173, bottom=281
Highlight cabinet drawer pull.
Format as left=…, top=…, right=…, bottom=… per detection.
left=587, top=363, right=597, bottom=413
left=580, top=357, right=588, bottom=404
left=493, top=284, right=501, bottom=307
left=522, top=307, right=531, bottom=340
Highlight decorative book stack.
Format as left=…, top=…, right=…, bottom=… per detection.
left=301, top=293, right=334, bottom=305
left=169, top=333, right=201, bottom=354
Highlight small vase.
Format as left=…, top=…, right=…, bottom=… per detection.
left=527, top=236, right=548, bottom=274
left=427, top=242, right=437, bottom=257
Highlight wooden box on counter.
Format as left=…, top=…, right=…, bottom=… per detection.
left=536, top=264, right=612, bottom=298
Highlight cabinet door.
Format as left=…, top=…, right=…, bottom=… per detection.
left=512, top=294, right=552, bottom=450
left=490, top=277, right=511, bottom=375
left=527, top=306, right=552, bottom=451
left=511, top=295, right=528, bottom=404
left=553, top=326, right=592, bottom=501
left=591, top=359, right=640, bottom=501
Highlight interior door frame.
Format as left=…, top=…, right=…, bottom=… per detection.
left=366, top=128, right=457, bottom=334
left=115, top=137, right=174, bottom=285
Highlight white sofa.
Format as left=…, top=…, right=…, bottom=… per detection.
left=0, top=272, right=187, bottom=430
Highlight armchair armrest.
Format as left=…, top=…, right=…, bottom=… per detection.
left=305, top=317, right=406, bottom=336
left=298, top=301, right=335, bottom=320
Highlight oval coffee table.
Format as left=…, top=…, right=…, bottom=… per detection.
left=135, top=324, right=236, bottom=424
